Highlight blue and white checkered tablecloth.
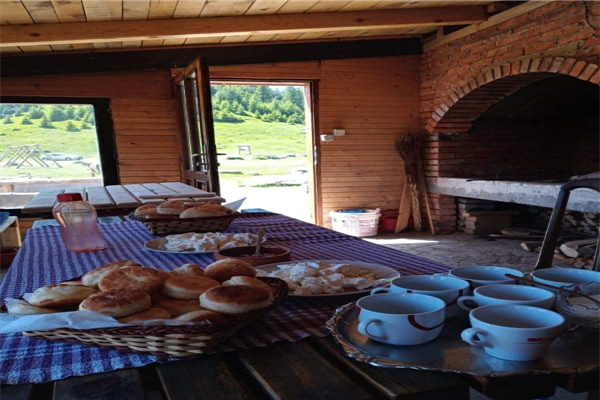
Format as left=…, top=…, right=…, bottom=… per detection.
left=0, top=213, right=449, bottom=384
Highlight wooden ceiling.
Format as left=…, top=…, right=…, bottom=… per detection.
left=0, top=0, right=497, bottom=54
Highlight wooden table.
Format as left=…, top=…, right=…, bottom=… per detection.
left=21, top=182, right=225, bottom=216
left=2, top=335, right=598, bottom=400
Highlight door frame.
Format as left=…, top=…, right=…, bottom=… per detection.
left=209, top=79, right=321, bottom=224
left=173, top=58, right=220, bottom=194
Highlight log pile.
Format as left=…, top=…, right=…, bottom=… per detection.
left=530, top=208, right=599, bottom=237
left=521, top=237, right=598, bottom=270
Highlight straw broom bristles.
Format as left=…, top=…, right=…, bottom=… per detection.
left=396, top=134, right=423, bottom=231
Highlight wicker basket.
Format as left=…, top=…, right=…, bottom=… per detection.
left=23, top=278, right=288, bottom=358
left=129, top=212, right=237, bottom=235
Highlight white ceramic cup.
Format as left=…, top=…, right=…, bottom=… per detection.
left=461, top=304, right=565, bottom=361
left=371, top=275, right=469, bottom=318
left=448, top=266, right=525, bottom=289
left=531, top=268, right=600, bottom=290
left=457, top=284, right=556, bottom=311
left=356, top=293, right=446, bottom=345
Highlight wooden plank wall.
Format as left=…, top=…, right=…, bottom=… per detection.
left=212, top=56, right=420, bottom=226
left=0, top=71, right=182, bottom=184
left=0, top=56, right=420, bottom=227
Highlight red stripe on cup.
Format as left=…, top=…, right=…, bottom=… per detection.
left=408, top=315, right=444, bottom=331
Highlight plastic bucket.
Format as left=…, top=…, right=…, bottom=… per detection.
left=379, top=213, right=399, bottom=233
left=329, top=209, right=381, bottom=237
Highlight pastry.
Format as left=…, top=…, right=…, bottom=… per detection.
left=28, top=284, right=98, bottom=308
left=199, top=285, right=273, bottom=315
left=161, top=275, right=219, bottom=300
left=81, top=260, right=140, bottom=287
left=98, top=266, right=163, bottom=293
left=175, top=310, right=227, bottom=324
left=157, top=200, right=187, bottom=216
left=134, top=204, right=157, bottom=217
left=171, top=264, right=204, bottom=276
left=118, top=307, right=171, bottom=323
left=79, top=289, right=151, bottom=318
left=222, top=276, right=272, bottom=292
left=204, top=259, right=256, bottom=283
left=6, top=299, right=61, bottom=315
left=156, top=298, right=204, bottom=316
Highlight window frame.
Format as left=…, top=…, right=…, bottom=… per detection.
left=0, top=96, right=120, bottom=185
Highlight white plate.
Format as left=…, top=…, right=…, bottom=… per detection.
left=144, top=233, right=264, bottom=254
left=256, top=259, right=400, bottom=297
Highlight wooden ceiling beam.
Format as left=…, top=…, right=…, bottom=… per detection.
left=0, top=6, right=488, bottom=48
left=0, top=38, right=421, bottom=77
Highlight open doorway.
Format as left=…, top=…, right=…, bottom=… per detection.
left=210, top=81, right=316, bottom=222
left=0, top=98, right=118, bottom=210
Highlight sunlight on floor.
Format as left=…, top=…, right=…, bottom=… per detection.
left=366, top=238, right=440, bottom=245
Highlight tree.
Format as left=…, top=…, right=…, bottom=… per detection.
left=66, top=121, right=79, bottom=132
left=21, top=116, right=33, bottom=125
left=3, top=116, right=13, bottom=124
left=40, top=116, right=54, bottom=129
left=66, top=106, right=76, bottom=120
left=49, top=107, right=67, bottom=122
left=84, top=112, right=95, bottom=124
left=80, top=121, right=90, bottom=130
left=28, top=107, right=45, bottom=119
left=76, top=107, right=87, bottom=120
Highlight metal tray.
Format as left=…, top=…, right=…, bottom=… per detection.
left=326, top=302, right=599, bottom=377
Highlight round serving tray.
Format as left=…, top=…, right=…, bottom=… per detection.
left=326, top=302, right=599, bottom=377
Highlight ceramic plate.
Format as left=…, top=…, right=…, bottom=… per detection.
left=144, top=234, right=265, bottom=254
left=256, top=259, right=400, bottom=297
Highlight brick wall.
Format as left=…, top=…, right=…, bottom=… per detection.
left=419, top=1, right=600, bottom=232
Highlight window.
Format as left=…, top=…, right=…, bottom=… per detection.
left=0, top=97, right=118, bottom=210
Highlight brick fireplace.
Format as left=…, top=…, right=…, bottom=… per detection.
left=420, top=1, right=600, bottom=233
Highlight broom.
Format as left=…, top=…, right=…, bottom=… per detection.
left=395, top=134, right=436, bottom=235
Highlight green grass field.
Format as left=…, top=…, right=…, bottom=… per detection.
left=0, top=114, right=308, bottom=185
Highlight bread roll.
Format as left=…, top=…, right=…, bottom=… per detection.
left=156, top=298, right=204, bottom=316
left=118, top=307, right=171, bottom=323
left=171, top=264, right=204, bottom=276
left=134, top=205, right=157, bottom=217
left=81, top=260, right=140, bottom=287
left=6, top=299, right=61, bottom=315
left=175, top=310, right=227, bottom=324
left=99, top=266, right=163, bottom=293
left=28, top=284, right=98, bottom=308
left=179, top=207, right=220, bottom=219
left=161, top=275, right=219, bottom=300
left=199, top=285, right=273, bottom=315
left=157, top=200, right=187, bottom=215
left=79, top=289, right=151, bottom=318
left=222, top=276, right=272, bottom=292
left=204, top=259, right=256, bottom=283
left=59, top=280, right=84, bottom=286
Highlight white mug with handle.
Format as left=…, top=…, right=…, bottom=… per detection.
left=357, top=292, right=446, bottom=345
left=457, top=284, right=556, bottom=311
left=461, top=304, right=565, bottom=361
left=371, top=275, right=468, bottom=318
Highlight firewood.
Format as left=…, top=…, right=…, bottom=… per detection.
left=520, top=241, right=543, bottom=252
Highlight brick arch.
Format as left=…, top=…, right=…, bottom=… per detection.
left=425, top=57, right=600, bottom=134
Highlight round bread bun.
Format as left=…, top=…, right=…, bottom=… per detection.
left=59, top=280, right=84, bottom=286
left=98, top=266, right=163, bottom=293
left=171, top=264, right=204, bottom=276
left=155, top=269, right=172, bottom=282
left=222, top=276, right=272, bottom=292
left=161, top=275, right=219, bottom=300
left=28, top=284, right=98, bottom=308
left=134, top=204, right=157, bottom=217
left=157, top=200, right=187, bottom=216
left=118, top=307, right=171, bottom=323
left=81, top=260, right=140, bottom=287
left=6, top=299, right=61, bottom=315
left=175, top=310, right=227, bottom=324
left=79, top=289, right=151, bottom=318
left=199, top=285, right=273, bottom=315
left=204, top=259, right=256, bottom=283
left=156, top=298, right=204, bottom=316
left=179, top=207, right=221, bottom=219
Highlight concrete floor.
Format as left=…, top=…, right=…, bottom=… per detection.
left=367, top=231, right=570, bottom=273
